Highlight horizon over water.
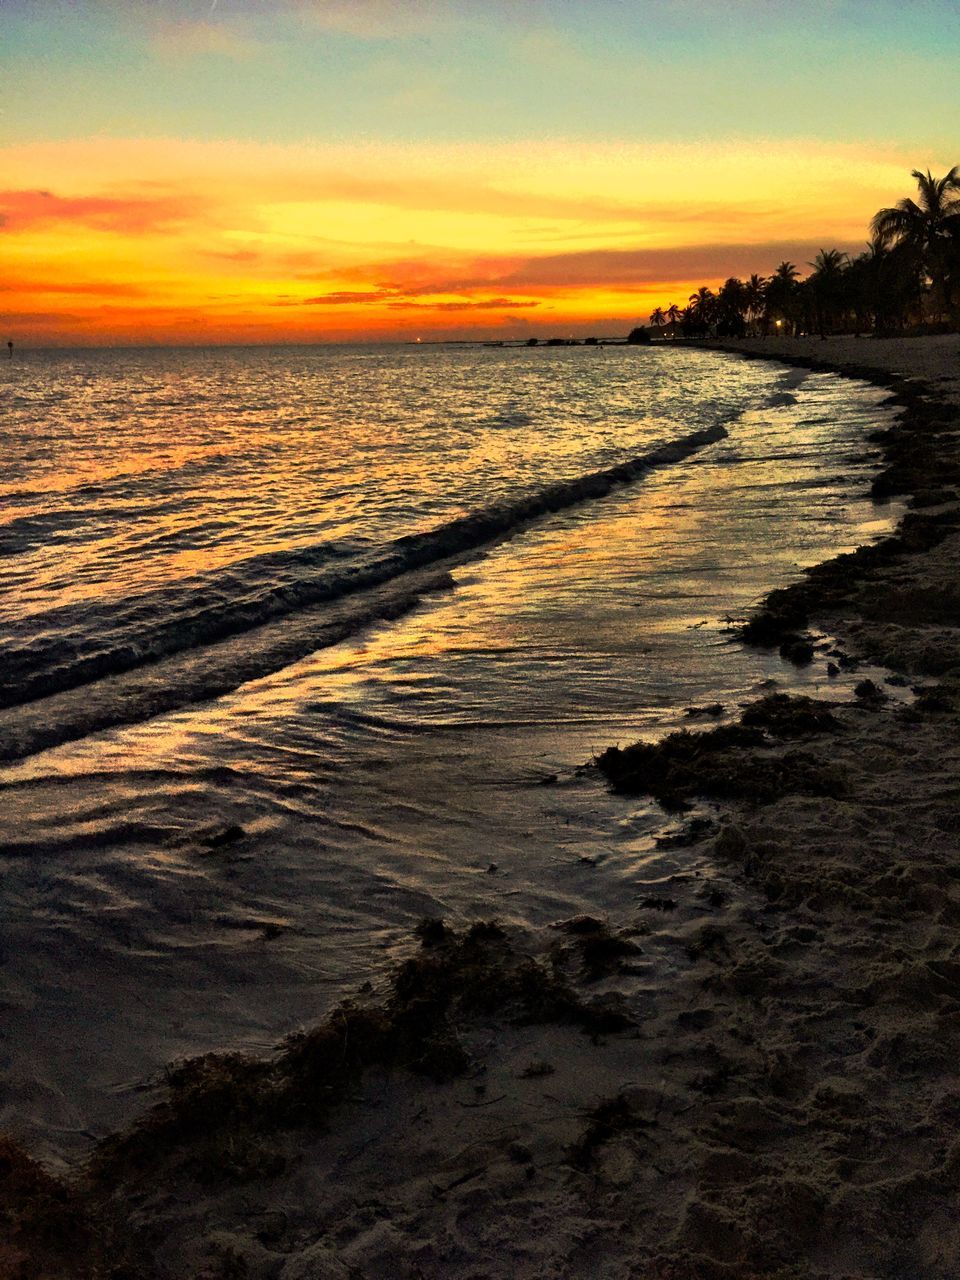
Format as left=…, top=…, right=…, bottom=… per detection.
left=0, top=342, right=901, bottom=1159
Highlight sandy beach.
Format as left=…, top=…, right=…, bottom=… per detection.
left=5, top=335, right=960, bottom=1280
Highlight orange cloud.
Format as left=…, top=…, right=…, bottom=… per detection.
left=0, top=276, right=149, bottom=297
left=0, top=188, right=205, bottom=234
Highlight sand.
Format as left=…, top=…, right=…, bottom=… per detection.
left=4, top=334, right=960, bottom=1279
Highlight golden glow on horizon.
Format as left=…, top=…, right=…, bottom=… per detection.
left=0, top=136, right=942, bottom=344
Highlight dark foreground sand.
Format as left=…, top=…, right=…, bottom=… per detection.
left=4, top=335, right=960, bottom=1280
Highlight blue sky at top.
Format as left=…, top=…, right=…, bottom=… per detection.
left=3, top=0, right=958, bottom=147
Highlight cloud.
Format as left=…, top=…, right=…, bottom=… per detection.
left=282, top=287, right=539, bottom=309
left=388, top=297, right=539, bottom=311
left=494, top=241, right=867, bottom=289
left=290, top=238, right=865, bottom=308
left=0, top=277, right=149, bottom=297
left=0, top=188, right=205, bottom=234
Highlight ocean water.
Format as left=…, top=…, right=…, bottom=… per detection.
left=0, top=343, right=899, bottom=1158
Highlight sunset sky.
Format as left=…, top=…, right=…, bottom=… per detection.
left=3, top=0, right=959, bottom=345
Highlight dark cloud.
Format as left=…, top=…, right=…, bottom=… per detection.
left=495, top=240, right=866, bottom=287
left=388, top=297, right=539, bottom=311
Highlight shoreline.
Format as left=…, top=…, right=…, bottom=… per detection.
left=5, top=336, right=960, bottom=1279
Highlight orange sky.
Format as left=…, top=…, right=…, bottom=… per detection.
left=0, top=136, right=947, bottom=345
left=5, top=0, right=959, bottom=344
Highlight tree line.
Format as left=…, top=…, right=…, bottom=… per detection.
left=647, top=167, right=960, bottom=340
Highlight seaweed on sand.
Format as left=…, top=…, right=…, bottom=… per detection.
left=549, top=916, right=643, bottom=980
left=740, top=693, right=840, bottom=737
left=596, top=721, right=844, bottom=808
left=567, top=1092, right=654, bottom=1171
left=90, top=922, right=632, bottom=1191
left=0, top=1133, right=144, bottom=1280
left=739, top=503, right=960, bottom=650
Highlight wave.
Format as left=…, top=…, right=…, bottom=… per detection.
left=0, top=425, right=726, bottom=757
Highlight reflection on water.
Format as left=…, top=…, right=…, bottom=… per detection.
left=0, top=347, right=902, bottom=1159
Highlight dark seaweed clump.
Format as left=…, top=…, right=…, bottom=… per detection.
left=739, top=508, right=960, bottom=651
left=567, top=1092, right=651, bottom=1171
left=90, top=922, right=631, bottom=1191
left=0, top=1134, right=138, bottom=1280
left=597, top=715, right=844, bottom=808
left=549, top=915, right=643, bottom=979
left=740, top=693, right=839, bottom=737
left=0, top=922, right=637, bottom=1273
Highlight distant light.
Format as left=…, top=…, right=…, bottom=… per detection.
left=775, top=319, right=783, bottom=328
left=416, top=337, right=422, bottom=343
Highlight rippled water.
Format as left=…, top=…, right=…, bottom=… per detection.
left=0, top=343, right=900, bottom=1158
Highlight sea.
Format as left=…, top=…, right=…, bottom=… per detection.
left=0, top=342, right=901, bottom=1160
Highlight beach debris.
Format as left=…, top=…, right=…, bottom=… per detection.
left=638, top=896, right=678, bottom=911
left=549, top=915, right=643, bottom=979
left=684, top=702, right=725, bottom=718
left=0, top=1133, right=127, bottom=1278
left=567, top=1092, right=654, bottom=1172
left=854, top=678, right=886, bottom=704
left=778, top=635, right=815, bottom=665
left=84, top=919, right=634, bottom=1198
left=740, top=693, right=839, bottom=737
left=196, top=822, right=246, bottom=851
left=414, top=917, right=449, bottom=946
left=550, top=914, right=606, bottom=935
left=597, top=722, right=845, bottom=807
left=697, top=882, right=729, bottom=908
left=911, top=684, right=956, bottom=713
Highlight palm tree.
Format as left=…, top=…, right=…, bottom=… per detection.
left=686, top=287, right=715, bottom=335
left=665, top=303, right=681, bottom=336
left=744, top=273, right=767, bottom=335
left=871, top=167, right=960, bottom=324
left=808, top=249, right=849, bottom=337
left=649, top=306, right=666, bottom=331
left=716, top=277, right=747, bottom=336
left=842, top=238, right=917, bottom=336
left=764, top=261, right=800, bottom=334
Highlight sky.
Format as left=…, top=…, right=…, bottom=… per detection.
left=2, top=0, right=959, bottom=345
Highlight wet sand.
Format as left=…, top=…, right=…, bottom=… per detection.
left=5, top=335, right=960, bottom=1279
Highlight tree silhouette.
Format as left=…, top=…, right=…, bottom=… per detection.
left=871, top=167, right=960, bottom=324
left=716, top=277, right=748, bottom=336
left=846, top=238, right=920, bottom=336
left=744, top=274, right=767, bottom=335
left=764, top=262, right=800, bottom=334
left=628, top=165, right=960, bottom=343
left=808, top=249, right=849, bottom=337
left=685, top=287, right=715, bottom=335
